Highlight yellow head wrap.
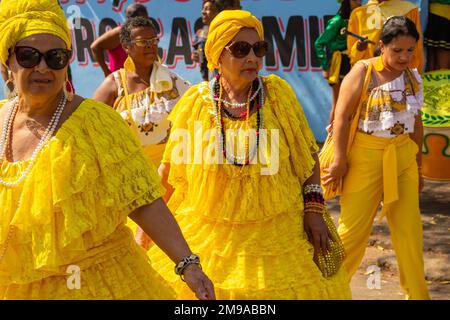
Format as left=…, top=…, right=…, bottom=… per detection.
left=0, top=0, right=71, bottom=66
left=205, top=10, right=264, bottom=70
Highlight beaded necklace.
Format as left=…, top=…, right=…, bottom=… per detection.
left=210, top=75, right=265, bottom=166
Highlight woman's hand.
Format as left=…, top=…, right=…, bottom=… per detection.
left=356, top=37, right=369, bottom=51
left=135, top=226, right=153, bottom=251
left=322, top=159, right=348, bottom=192
left=182, top=264, right=216, bottom=300
left=304, top=212, right=333, bottom=256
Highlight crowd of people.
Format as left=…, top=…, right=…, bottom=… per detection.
left=0, top=0, right=446, bottom=300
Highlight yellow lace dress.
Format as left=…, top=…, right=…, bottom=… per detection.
left=147, top=75, right=352, bottom=299
left=0, top=99, right=175, bottom=299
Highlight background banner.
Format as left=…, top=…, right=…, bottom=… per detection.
left=0, top=0, right=423, bottom=141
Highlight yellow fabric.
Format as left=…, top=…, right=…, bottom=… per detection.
left=320, top=60, right=372, bottom=200
left=0, top=0, right=71, bottom=66
left=363, top=64, right=420, bottom=116
left=338, top=132, right=430, bottom=299
left=150, top=75, right=352, bottom=299
left=0, top=99, right=174, bottom=299
left=205, top=10, right=264, bottom=70
left=430, top=3, right=450, bottom=20
left=112, top=75, right=170, bottom=166
left=328, top=50, right=347, bottom=85
left=347, top=1, right=424, bottom=72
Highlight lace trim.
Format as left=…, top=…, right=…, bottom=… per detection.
left=359, top=110, right=416, bottom=132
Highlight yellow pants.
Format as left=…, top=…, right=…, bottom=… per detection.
left=338, top=132, right=430, bottom=300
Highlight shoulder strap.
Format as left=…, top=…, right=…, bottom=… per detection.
left=346, top=60, right=373, bottom=154
left=404, top=68, right=417, bottom=96
left=118, top=69, right=139, bottom=132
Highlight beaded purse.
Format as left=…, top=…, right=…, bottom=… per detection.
left=313, top=209, right=346, bottom=278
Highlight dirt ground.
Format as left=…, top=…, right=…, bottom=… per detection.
left=327, top=179, right=450, bottom=300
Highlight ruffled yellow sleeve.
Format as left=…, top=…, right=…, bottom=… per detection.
left=264, top=75, right=319, bottom=185
left=10, top=99, right=164, bottom=270
left=161, top=85, right=206, bottom=210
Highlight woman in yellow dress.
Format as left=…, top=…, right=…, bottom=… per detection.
left=145, top=10, right=352, bottom=299
left=322, top=16, right=430, bottom=299
left=0, top=0, right=214, bottom=300
left=93, top=16, right=190, bottom=167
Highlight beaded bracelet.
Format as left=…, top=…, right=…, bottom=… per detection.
left=303, top=184, right=323, bottom=195
left=174, top=254, right=201, bottom=281
left=304, top=202, right=327, bottom=215
left=304, top=192, right=325, bottom=205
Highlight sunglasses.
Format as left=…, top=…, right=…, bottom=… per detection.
left=13, top=46, right=71, bottom=70
left=225, top=41, right=269, bottom=59
left=130, top=37, right=159, bottom=47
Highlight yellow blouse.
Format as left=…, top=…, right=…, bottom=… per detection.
left=162, top=74, right=319, bottom=221
left=0, top=99, right=169, bottom=298
left=112, top=64, right=190, bottom=165
left=359, top=67, right=423, bottom=137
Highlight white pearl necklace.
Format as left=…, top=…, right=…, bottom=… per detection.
left=211, top=76, right=262, bottom=109
left=0, top=95, right=67, bottom=187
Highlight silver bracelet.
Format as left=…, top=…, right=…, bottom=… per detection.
left=174, top=254, right=201, bottom=281
left=303, top=184, right=323, bottom=195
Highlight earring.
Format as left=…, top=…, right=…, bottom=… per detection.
left=63, top=75, right=74, bottom=102
left=4, top=70, right=17, bottom=99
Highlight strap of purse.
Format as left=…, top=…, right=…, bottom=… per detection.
left=344, top=60, right=373, bottom=154
left=119, top=68, right=139, bottom=132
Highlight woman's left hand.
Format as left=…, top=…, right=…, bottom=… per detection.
left=304, top=212, right=333, bottom=256
left=183, top=264, right=216, bottom=300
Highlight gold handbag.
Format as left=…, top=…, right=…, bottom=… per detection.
left=313, top=208, right=346, bottom=278
left=319, top=60, right=373, bottom=200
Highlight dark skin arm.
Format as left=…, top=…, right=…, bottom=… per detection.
left=304, top=153, right=334, bottom=256
left=322, top=61, right=366, bottom=190
left=90, top=27, right=121, bottom=77
left=92, top=73, right=118, bottom=107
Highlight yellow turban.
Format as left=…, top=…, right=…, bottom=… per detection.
left=205, top=10, right=264, bottom=70
left=0, top=0, right=71, bottom=66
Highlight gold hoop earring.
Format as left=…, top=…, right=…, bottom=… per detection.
left=4, top=70, right=17, bottom=99
left=63, top=75, right=74, bottom=102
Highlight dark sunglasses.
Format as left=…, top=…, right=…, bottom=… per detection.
left=225, top=41, right=269, bottom=58
left=13, top=46, right=72, bottom=70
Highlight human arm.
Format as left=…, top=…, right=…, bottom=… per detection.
left=303, top=153, right=335, bottom=256
left=91, top=27, right=122, bottom=77
left=321, top=61, right=366, bottom=189
left=92, top=73, right=118, bottom=107
left=409, top=114, right=424, bottom=191
left=348, top=10, right=372, bottom=65
left=129, top=199, right=215, bottom=300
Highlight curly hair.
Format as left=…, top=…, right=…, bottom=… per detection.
left=119, top=16, right=157, bottom=45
